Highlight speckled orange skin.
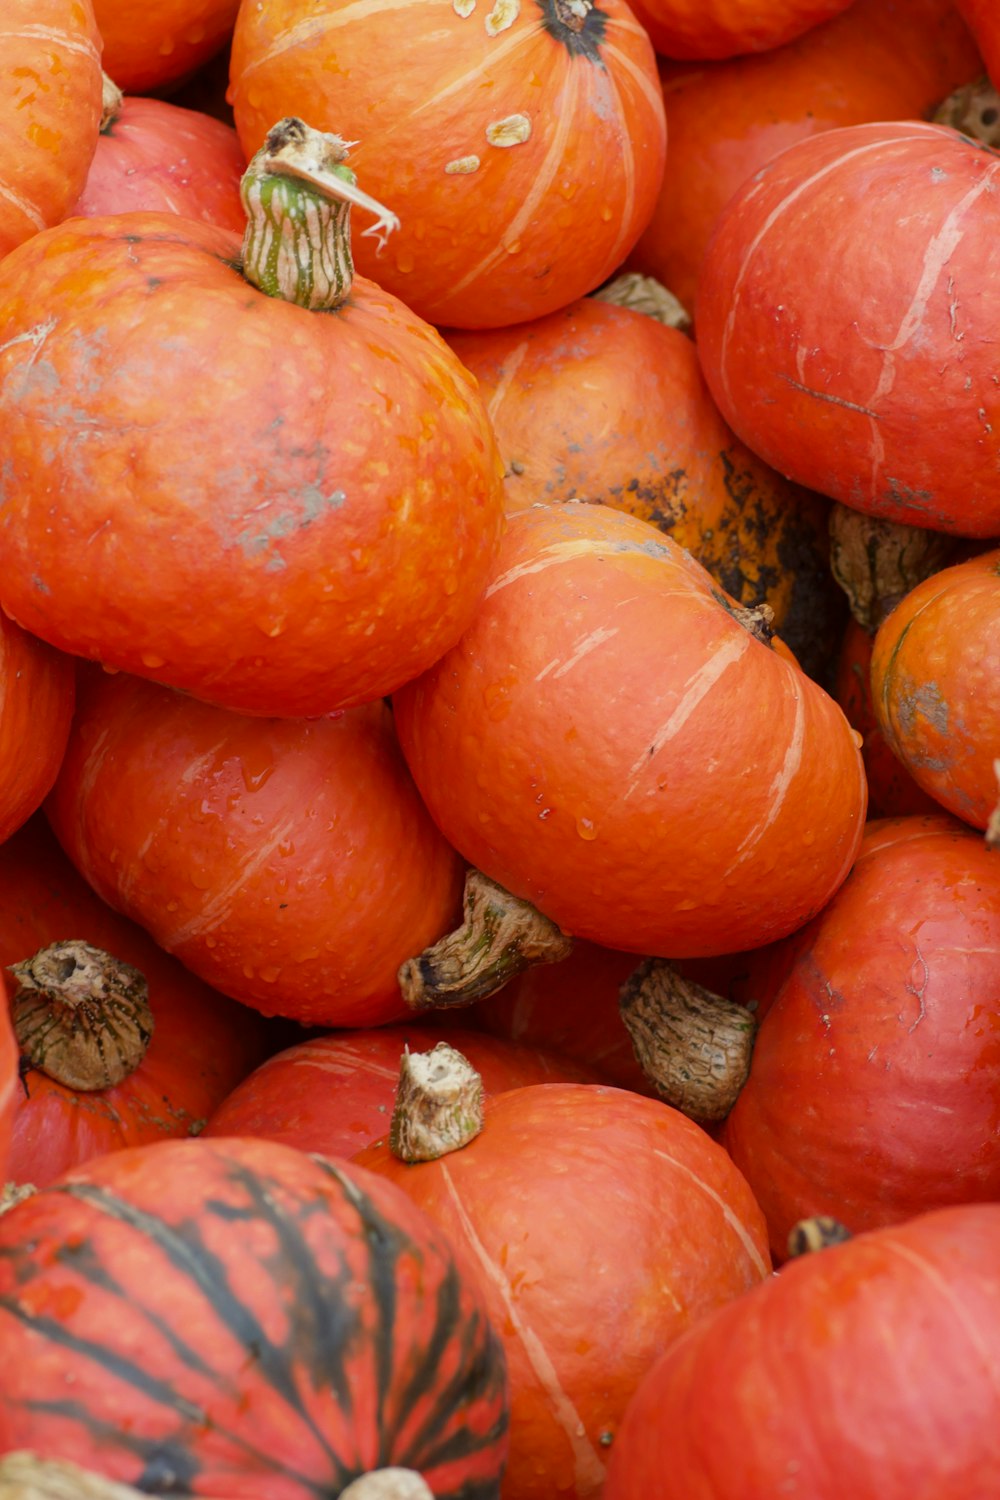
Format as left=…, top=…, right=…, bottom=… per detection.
left=604, top=1203, right=1000, bottom=1500
left=0, top=0, right=102, bottom=260
left=393, top=502, right=867, bottom=958
left=71, top=96, right=247, bottom=231
left=92, top=0, right=239, bottom=94
left=870, top=548, right=1000, bottom=830
left=723, top=815, right=1000, bottom=1259
left=0, top=815, right=274, bottom=1189
left=45, top=668, right=466, bottom=1028
left=957, top=0, right=1000, bottom=85
left=446, top=299, right=842, bottom=682
left=355, top=1083, right=771, bottom=1500
left=625, top=0, right=853, bottom=60
left=229, top=0, right=666, bottom=329
left=628, top=0, right=982, bottom=315
left=0, top=613, right=75, bottom=847
left=697, top=121, right=1000, bottom=538
left=0, top=211, right=505, bottom=716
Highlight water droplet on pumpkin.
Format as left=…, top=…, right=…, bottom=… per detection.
left=395, top=251, right=415, bottom=274
left=241, top=759, right=274, bottom=793
left=599, top=204, right=613, bottom=221
left=258, top=965, right=281, bottom=984
left=140, top=652, right=165, bottom=669
left=576, top=816, right=596, bottom=840
left=851, top=728, right=864, bottom=750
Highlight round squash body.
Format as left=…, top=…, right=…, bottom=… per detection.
left=446, top=298, right=842, bottom=682
left=603, top=1203, right=1000, bottom=1500
left=0, top=0, right=102, bottom=260
left=228, top=0, right=666, bottom=329
left=70, top=95, right=246, bottom=231
left=723, top=815, right=1000, bottom=1259
left=45, top=669, right=466, bottom=1028
left=0, top=1136, right=510, bottom=1497
left=697, top=120, right=1000, bottom=538
left=628, top=0, right=983, bottom=314
left=956, top=0, right=1000, bottom=85
left=355, top=1083, right=770, bottom=1500
left=0, top=612, right=75, bottom=847
left=0, top=211, right=505, bottom=717
left=623, top=0, right=854, bottom=59
left=203, top=1024, right=600, bottom=1157
left=870, top=547, right=1000, bottom=830
left=91, top=0, right=239, bottom=93
left=0, top=815, right=274, bottom=1188
left=393, top=502, right=867, bottom=958
left=835, top=616, right=940, bottom=818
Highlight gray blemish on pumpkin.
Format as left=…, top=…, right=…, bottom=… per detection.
left=234, top=485, right=347, bottom=565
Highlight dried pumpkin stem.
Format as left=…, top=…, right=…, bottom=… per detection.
left=0, top=1183, right=36, bottom=1216
left=389, top=1042, right=484, bottom=1162
left=828, top=503, right=962, bottom=632
left=8, top=940, right=154, bottom=1092
left=240, top=116, right=399, bottom=311
left=0, top=1453, right=189, bottom=1499
left=592, top=272, right=692, bottom=333
left=619, top=959, right=756, bottom=1122
left=932, top=75, right=1000, bottom=148
left=399, top=868, right=573, bottom=1011
left=786, top=1216, right=853, bottom=1259
left=340, top=1468, right=436, bottom=1499
left=99, top=73, right=124, bottom=133
left=987, top=760, right=1000, bottom=851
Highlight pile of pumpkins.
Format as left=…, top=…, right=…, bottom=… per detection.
left=0, top=0, right=998, bottom=1495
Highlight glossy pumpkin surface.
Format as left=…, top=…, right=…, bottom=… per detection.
left=46, top=669, right=465, bottom=1029
left=628, top=0, right=983, bottom=314
left=0, top=1136, right=509, bottom=1497
left=229, top=0, right=666, bottom=328
left=624, top=0, right=855, bottom=59
left=70, top=95, right=246, bottom=231
left=393, top=502, right=867, bottom=958
left=446, top=298, right=841, bottom=681
left=697, top=120, right=1000, bottom=537
left=91, top=0, right=240, bottom=93
left=604, top=1203, right=1000, bottom=1500
left=356, top=1083, right=770, bottom=1500
left=0, top=815, right=273, bottom=1188
left=0, top=612, right=75, bottom=848
left=870, top=547, right=1000, bottom=830
left=0, top=0, right=102, bottom=260
left=203, top=1024, right=600, bottom=1157
left=723, top=815, right=1000, bottom=1258
left=0, top=211, right=505, bottom=716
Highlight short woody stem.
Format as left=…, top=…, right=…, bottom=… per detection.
left=987, top=760, right=1000, bottom=850
left=932, top=75, right=1000, bottom=148
left=619, top=959, right=756, bottom=1121
left=398, top=869, right=573, bottom=1011
left=240, top=116, right=399, bottom=311
left=0, top=1453, right=188, bottom=1499
left=8, top=941, right=154, bottom=1092
left=828, top=504, right=962, bottom=632
left=786, top=1216, right=853, bottom=1259
left=592, top=272, right=692, bottom=333
left=340, top=1469, right=436, bottom=1499
left=99, top=73, right=124, bottom=132
left=389, top=1043, right=484, bottom=1162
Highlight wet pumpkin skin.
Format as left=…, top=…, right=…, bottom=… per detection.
left=870, top=547, right=1000, bottom=830
left=622, top=0, right=855, bottom=60
left=447, top=298, right=843, bottom=682
left=90, top=0, right=241, bottom=94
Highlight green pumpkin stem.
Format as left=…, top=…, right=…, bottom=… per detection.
left=240, top=116, right=399, bottom=311
left=389, top=1042, right=484, bottom=1163
left=398, top=868, right=573, bottom=1011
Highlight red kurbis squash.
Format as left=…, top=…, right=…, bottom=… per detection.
left=229, top=0, right=666, bottom=328
left=393, top=502, right=867, bottom=958
left=0, top=0, right=102, bottom=260
left=0, top=1136, right=509, bottom=1497
left=697, top=120, right=1000, bottom=537
left=604, top=1203, right=1000, bottom=1500
left=624, top=0, right=855, bottom=60
left=46, top=667, right=466, bottom=1029
left=356, top=1082, right=770, bottom=1500
left=0, top=611, right=75, bottom=848
left=722, top=814, right=1000, bottom=1258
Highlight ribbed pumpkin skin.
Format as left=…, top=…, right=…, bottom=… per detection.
left=1, top=816, right=274, bottom=1188
left=0, top=612, right=75, bottom=848
left=0, top=0, right=102, bottom=260
left=628, top=0, right=982, bottom=315
left=229, top=0, right=665, bottom=329
left=92, top=0, right=239, bottom=93
left=45, top=669, right=465, bottom=1028
left=0, top=1137, right=509, bottom=1497
left=356, top=1084, right=770, bottom=1500
left=0, top=212, right=505, bottom=717
left=723, top=815, right=1000, bottom=1259
left=870, top=548, right=1000, bottom=830
left=957, top=0, right=1000, bottom=84
left=70, top=96, right=246, bottom=231
left=393, top=503, right=867, bottom=958
left=624, top=0, right=853, bottom=59
left=697, top=121, right=1000, bottom=538
left=203, top=1025, right=600, bottom=1157
left=603, top=1203, right=1000, bottom=1500
left=446, top=299, right=842, bottom=682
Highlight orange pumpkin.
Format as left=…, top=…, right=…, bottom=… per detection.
left=393, top=502, right=867, bottom=958
left=0, top=612, right=75, bottom=848
left=229, top=0, right=666, bottom=328
left=624, top=0, right=856, bottom=60
left=91, top=0, right=239, bottom=94
left=0, top=0, right=102, bottom=260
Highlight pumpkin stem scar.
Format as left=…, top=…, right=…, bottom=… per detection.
left=389, top=1043, right=484, bottom=1162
